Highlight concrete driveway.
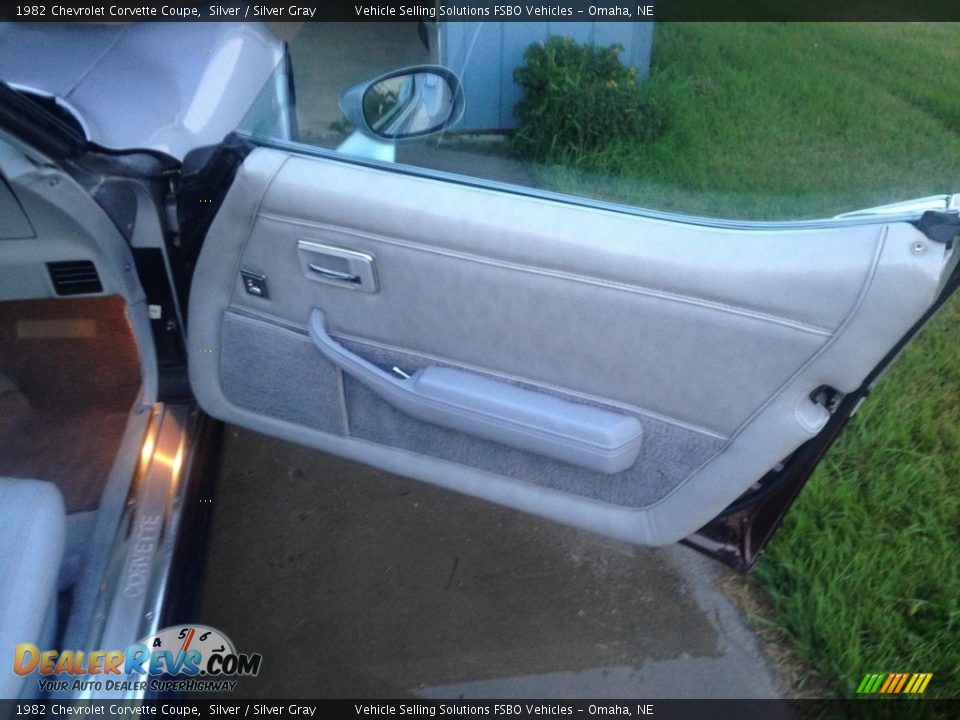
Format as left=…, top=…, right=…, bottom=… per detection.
left=198, top=426, right=784, bottom=698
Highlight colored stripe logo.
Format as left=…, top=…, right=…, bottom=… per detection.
left=857, top=672, right=932, bottom=694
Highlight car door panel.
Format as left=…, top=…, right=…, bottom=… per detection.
left=240, top=212, right=832, bottom=437
left=187, top=147, right=952, bottom=545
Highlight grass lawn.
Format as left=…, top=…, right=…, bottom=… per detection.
left=530, top=23, right=960, bottom=219
left=604, top=23, right=959, bottom=698
left=755, top=294, right=960, bottom=698
left=518, top=22, right=960, bottom=697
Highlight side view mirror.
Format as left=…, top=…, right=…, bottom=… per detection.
left=338, top=65, right=464, bottom=142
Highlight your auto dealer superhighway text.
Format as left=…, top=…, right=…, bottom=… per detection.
left=39, top=4, right=318, bottom=18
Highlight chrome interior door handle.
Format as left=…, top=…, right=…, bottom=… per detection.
left=308, top=264, right=361, bottom=283
left=298, top=241, right=377, bottom=293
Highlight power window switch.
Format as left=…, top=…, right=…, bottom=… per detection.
left=241, top=270, right=269, bottom=299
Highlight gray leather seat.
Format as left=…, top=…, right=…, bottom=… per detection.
left=0, top=478, right=66, bottom=699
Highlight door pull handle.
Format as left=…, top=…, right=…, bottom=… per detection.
left=308, top=263, right=361, bottom=283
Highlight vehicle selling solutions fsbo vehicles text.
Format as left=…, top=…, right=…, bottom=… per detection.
left=352, top=4, right=654, bottom=17
left=353, top=706, right=655, bottom=716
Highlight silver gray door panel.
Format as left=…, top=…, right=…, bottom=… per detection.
left=188, top=147, right=951, bottom=545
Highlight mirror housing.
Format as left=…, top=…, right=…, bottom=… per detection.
left=338, top=65, right=464, bottom=142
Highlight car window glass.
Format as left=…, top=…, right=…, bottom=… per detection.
left=242, top=21, right=960, bottom=220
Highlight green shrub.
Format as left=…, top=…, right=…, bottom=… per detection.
left=512, top=37, right=664, bottom=165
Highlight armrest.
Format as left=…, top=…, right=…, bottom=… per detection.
left=309, top=310, right=643, bottom=474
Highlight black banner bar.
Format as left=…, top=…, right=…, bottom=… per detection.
left=1, top=0, right=960, bottom=22
left=1, top=700, right=959, bottom=720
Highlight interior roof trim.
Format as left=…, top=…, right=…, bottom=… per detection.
left=236, top=132, right=928, bottom=232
